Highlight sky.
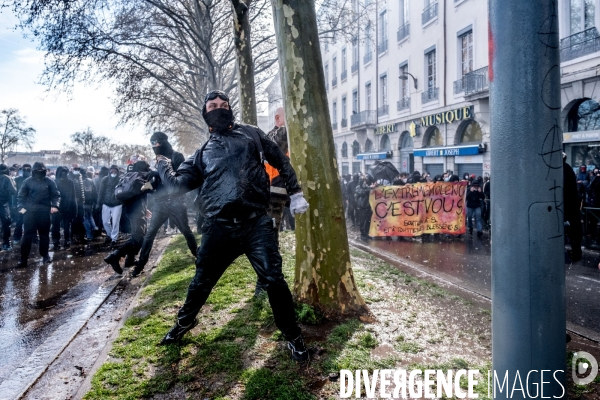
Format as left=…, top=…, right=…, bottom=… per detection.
left=0, top=10, right=148, bottom=152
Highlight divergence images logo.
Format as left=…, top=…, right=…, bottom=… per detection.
left=572, top=352, right=598, bottom=386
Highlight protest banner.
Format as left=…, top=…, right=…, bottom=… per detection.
left=368, top=181, right=467, bottom=237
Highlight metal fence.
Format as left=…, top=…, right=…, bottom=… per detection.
left=351, top=62, right=359, bottom=74
left=421, top=87, right=439, bottom=104
left=377, top=104, right=389, bottom=116
left=422, top=2, right=438, bottom=25
left=377, top=39, right=388, bottom=54
left=332, top=76, right=338, bottom=87
left=351, top=110, right=377, bottom=128
left=364, top=51, right=373, bottom=64
left=397, top=97, right=410, bottom=111
left=341, top=118, right=348, bottom=128
left=397, top=23, right=410, bottom=42
left=341, top=70, right=347, bottom=81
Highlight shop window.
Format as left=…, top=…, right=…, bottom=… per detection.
left=458, top=120, right=483, bottom=143
left=342, top=142, right=348, bottom=158
left=568, top=99, right=600, bottom=132
left=352, top=140, right=360, bottom=156
left=380, top=134, right=391, bottom=151
left=365, top=138, right=373, bottom=152
left=399, top=131, right=414, bottom=149
left=425, top=126, right=443, bottom=147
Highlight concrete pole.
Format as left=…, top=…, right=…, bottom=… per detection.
left=490, top=0, right=566, bottom=398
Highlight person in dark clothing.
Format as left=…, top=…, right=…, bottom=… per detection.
left=482, top=176, right=491, bottom=228
left=104, top=160, right=152, bottom=274
left=0, top=164, right=16, bottom=250
left=131, top=132, right=198, bottom=277
left=13, top=164, right=31, bottom=242
left=565, top=156, right=583, bottom=262
left=93, top=167, right=109, bottom=231
left=466, top=181, right=485, bottom=237
left=52, top=166, right=77, bottom=249
left=68, top=164, right=86, bottom=242
left=97, top=165, right=122, bottom=244
left=346, top=174, right=360, bottom=226
left=16, top=162, right=60, bottom=267
left=154, top=90, right=310, bottom=362
left=83, top=171, right=99, bottom=240
left=355, top=174, right=374, bottom=241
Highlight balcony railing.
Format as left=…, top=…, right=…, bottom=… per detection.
left=364, top=51, right=373, bottom=64
left=453, top=66, right=489, bottom=96
left=560, top=27, right=600, bottom=62
left=332, top=76, right=338, bottom=87
left=341, top=70, right=348, bottom=81
left=351, top=62, right=359, bottom=74
left=341, top=118, right=348, bottom=128
left=332, top=122, right=338, bottom=131
left=397, top=97, right=410, bottom=111
left=377, top=39, right=388, bottom=54
left=377, top=104, right=389, bottom=117
left=397, top=23, right=410, bottom=42
left=422, top=2, right=438, bottom=25
left=351, top=110, right=377, bottom=128
left=422, top=87, right=439, bottom=104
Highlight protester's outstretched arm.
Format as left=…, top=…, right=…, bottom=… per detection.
left=156, top=150, right=204, bottom=195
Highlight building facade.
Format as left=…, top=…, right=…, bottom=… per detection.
left=319, top=0, right=600, bottom=178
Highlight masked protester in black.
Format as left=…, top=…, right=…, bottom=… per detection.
left=16, top=162, right=60, bottom=268
left=13, top=164, right=31, bottom=242
left=154, top=90, right=310, bottom=362
left=68, top=166, right=86, bottom=242
left=52, top=166, right=77, bottom=249
left=0, top=164, right=17, bottom=250
left=104, top=160, right=152, bottom=274
left=130, top=132, right=198, bottom=277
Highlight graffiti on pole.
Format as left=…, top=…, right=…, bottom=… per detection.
left=369, top=182, right=467, bottom=237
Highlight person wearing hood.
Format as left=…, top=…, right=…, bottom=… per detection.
left=154, top=90, right=310, bottom=362
left=355, top=174, right=374, bottom=241
left=94, top=166, right=110, bottom=231
left=346, top=174, right=360, bottom=226
left=68, top=164, right=86, bottom=242
left=13, top=164, right=32, bottom=243
left=0, top=164, right=17, bottom=250
left=104, top=160, right=152, bottom=274
left=131, top=132, right=197, bottom=278
left=16, top=162, right=60, bottom=267
left=97, top=165, right=123, bottom=245
left=83, top=171, right=99, bottom=240
left=52, top=166, right=77, bottom=249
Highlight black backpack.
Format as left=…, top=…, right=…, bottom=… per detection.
left=114, top=172, right=149, bottom=203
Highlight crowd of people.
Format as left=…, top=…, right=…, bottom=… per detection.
left=339, top=169, right=491, bottom=241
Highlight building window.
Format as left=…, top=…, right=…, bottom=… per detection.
left=352, top=37, right=359, bottom=72
left=399, top=64, right=408, bottom=99
left=366, top=82, right=372, bottom=110
left=460, top=31, right=473, bottom=77
left=426, top=50, right=437, bottom=89
left=342, top=142, right=348, bottom=158
left=379, top=74, right=388, bottom=116
left=365, top=22, right=373, bottom=61
left=378, top=10, right=388, bottom=53
left=341, top=48, right=347, bottom=79
left=380, top=134, right=391, bottom=151
left=352, top=140, right=360, bottom=156
left=341, top=96, right=347, bottom=127
left=365, top=138, right=373, bottom=152
left=324, top=64, right=329, bottom=89
left=568, top=99, right=600, bottom=131
left=333, top=101, right=337, bottom=122
left=570, top=0, right=596, bottom=35
left=400, top=0, right=409, bottom=25
left=459, top=120, right=483, bottom=144
left=425, top=126, right=443, bottom=147
left=352, top=89, right=358, bottom=113
left=332, top=56, right=337, bottom=79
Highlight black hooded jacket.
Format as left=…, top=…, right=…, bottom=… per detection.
left=17, top=167, right=60, bottom=212
left=98, top=167, right=122, bottom=207
left=157, top=123, right=301, bottom=219
left=149, top=145, right=185, bottom=203
left=68, top=170, right=85, bottom=208
left=0, top=168, right=17, bottom=205
left=55, top=166, right=77, bottom=215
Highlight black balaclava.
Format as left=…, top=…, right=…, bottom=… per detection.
left=132, top=160, right=150, bottom=172
left=57, top=166, right=68, bottom=180
left=21, top=163, right=32, bottom=178
left=150, top=131, right=173, bottom=157
left=202, top=90, right=234, bottom=133
left=0, top=164, right=8, bottom=176
left=32, top=162, right=47, bottom=180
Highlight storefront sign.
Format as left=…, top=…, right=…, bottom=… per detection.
left=356, top=151, right=393, bottom=160
left=563, top=131, right=600, bottom=143
left=413, top=145, right=480, bottom=157
left=375, top=123, right=398, bottom=135
left=419, top=106, right=474, bottom=127
left=369, top=182, right=467, bottom=237
left=408, top=121, right=418, bottom=137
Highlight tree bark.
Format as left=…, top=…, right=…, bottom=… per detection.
left=270, top=0, right=369, bottom=319
left=231, top=0, right=258, bottom=125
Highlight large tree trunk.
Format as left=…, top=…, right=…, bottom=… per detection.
left=270, top=0, right=369, bottom=319
left=231, top=0, right=258, bottom=125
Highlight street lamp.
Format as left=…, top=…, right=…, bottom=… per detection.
left=399, top=72, right=418, bottom=90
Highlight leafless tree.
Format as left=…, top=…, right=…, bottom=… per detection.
left=0, top=109, right=36, bottom=163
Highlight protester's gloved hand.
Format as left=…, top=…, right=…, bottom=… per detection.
left=141, top=181, right=153, bottom=192
left=290, top=192, right=309, bottom=215
left=19, top=208, right=27, bottom=214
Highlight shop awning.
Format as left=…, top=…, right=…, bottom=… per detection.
left=414, top=144, right=481, bottom=157
left=356, top=151, right=393, bottom=160
left=563, top=131, right=600, bottom=143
